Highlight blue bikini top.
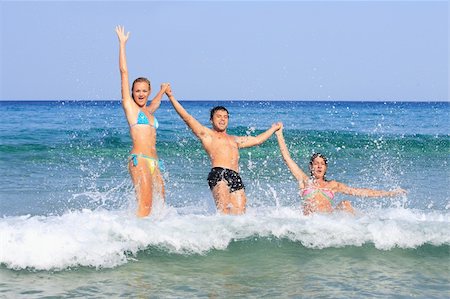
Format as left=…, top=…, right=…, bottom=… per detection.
left=130, top=110, right=159, bottom=129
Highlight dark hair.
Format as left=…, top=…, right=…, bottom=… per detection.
left=309, top=153, right=328, bottom=178
left=210, top=106, right=229, bottom=120
left=131, top=77, right=151, bottom=99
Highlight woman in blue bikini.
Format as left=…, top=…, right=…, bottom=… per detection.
left=115, top=25, right=168, bottom=217
left=275, top=124, right=406, bottom=215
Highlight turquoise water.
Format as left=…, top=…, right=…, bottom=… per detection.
left=1, top=240, right=448, bottom=298
left=0, top=100, right=449, bottom=298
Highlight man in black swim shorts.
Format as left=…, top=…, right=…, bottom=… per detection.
left=166, top=86, right=281, bottom=214
left=208, top=167, right=245, bottom=193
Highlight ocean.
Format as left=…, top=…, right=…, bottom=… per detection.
left=0, top=100, right=449, bottom=298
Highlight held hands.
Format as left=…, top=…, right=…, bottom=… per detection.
left=165, top=83, right=173, bottom=98
left=272, top=122, right=282, bottom=131
left=115, top=25, right=130, bottom=44
left=160, top=83, right=170, bottom=94
left=274, top=122, right=283, bottom=136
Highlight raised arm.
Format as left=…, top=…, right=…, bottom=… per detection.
left=147, top=83, right=169, bottom=114
left=165, top=85, right=210, bottom=140
left=275, top=127, right=308, bottom=182
left=235, top=122, right=282, bottom=149
left=115, top=25, right=133, bottom=111
left=335, top=182, right=407, bottom=198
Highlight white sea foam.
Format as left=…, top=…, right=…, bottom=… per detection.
left=0, top=206, right=449, bottom=271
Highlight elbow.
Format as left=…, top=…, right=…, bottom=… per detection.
left=255, top=136, right=267, bottom=146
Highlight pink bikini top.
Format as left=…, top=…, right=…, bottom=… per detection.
left=301, top=186, right=335, bottom=204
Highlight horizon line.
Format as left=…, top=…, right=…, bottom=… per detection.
left=0, top=99, right=448, bottom=103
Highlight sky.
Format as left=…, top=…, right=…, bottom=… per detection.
left=0, top=0, right=448, bottom=101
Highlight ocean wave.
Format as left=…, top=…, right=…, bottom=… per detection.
left=1, top=207, right=449, bottom=271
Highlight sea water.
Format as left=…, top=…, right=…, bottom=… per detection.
left=0, top=100, right=449, bottom=298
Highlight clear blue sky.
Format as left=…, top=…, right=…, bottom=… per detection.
left=0, top=0, right=448, bottom=101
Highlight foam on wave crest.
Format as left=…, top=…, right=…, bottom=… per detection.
left=1, top=207, right=449, bottom=271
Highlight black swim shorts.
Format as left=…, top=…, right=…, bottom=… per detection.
left=207, top=167, right=245, bottom=193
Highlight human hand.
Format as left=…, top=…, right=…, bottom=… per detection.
left=274, top=122, right=283, bottom=135
left=160, top=83, right=170, bottom=93
left=165, top=84, right=173, bottom=98
left=275, top=122, right=283, bottom=130
left=115, top=25, right=130, bottom=44
left=392, top=188, right=407, bottom=195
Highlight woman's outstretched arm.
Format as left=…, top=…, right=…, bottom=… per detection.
left=275, top=126, right=308, bottom=182
left=147, top=83, right=169, bottom=114
left=115, top=25, right=133, bottom=111
left=335, top=182, right=407, bottom=197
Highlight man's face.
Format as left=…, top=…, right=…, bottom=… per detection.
left=211, top=110, right=229, bottom=132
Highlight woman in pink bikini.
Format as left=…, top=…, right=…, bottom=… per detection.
left=275, top=124, right=406, bottom=215
left=115, top=25, right=168, bottom=217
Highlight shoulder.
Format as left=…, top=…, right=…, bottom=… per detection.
left=329, top=180, right=349, bottom=192
left=123, top=101, right=138, bottom=115
left=196, top=126, right=214, bottom=142
left=302, top=177, right=313, bottom=187
left=233, top=134, right=251, bottom=146
left=122, top=96, right=137, bottom=111
left=326, top=180, right=340, bottom=189
left=230, top=134, right=239, bottom=143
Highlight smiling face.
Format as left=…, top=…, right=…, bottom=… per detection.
left=309, top=154, right=328, bottom=180
left=211, top=109, right=229, bottom=132
left=131, top=78, right=151, bottom=107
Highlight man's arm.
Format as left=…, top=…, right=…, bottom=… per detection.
left=235, top=122, right=282, bottom=148
left=166, top=85, right=210, bottom=140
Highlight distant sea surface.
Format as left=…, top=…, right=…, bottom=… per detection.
left=1, top=100, right=449, bottom=298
